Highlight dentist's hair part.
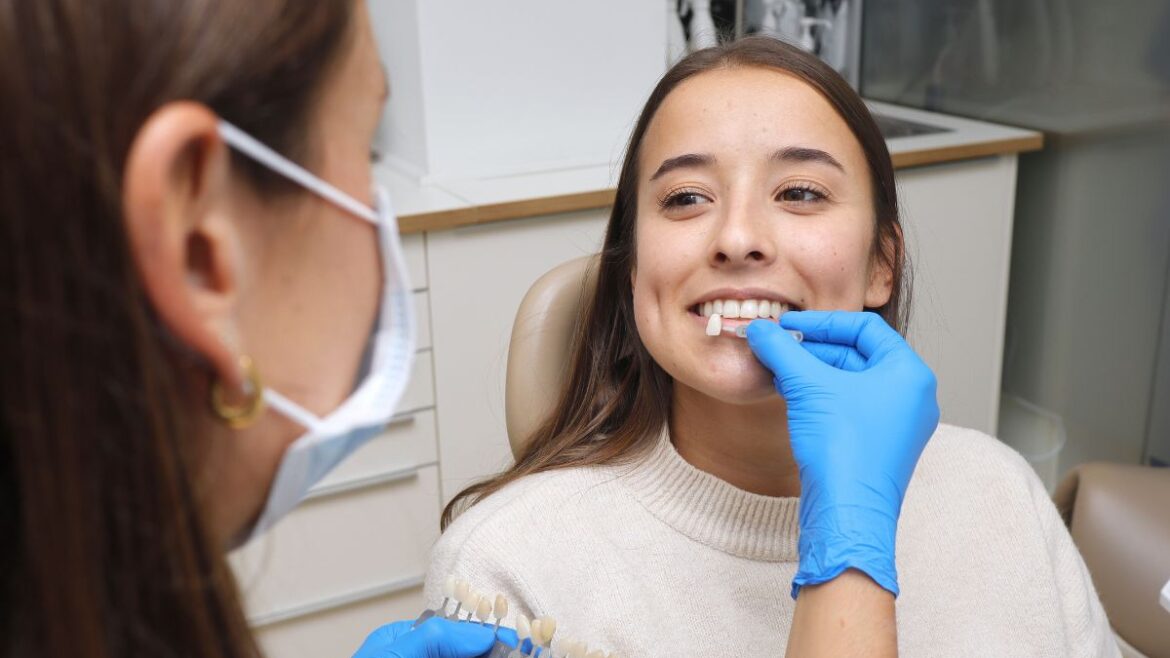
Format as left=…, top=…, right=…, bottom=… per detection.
left=0, top=1, right=354, bottom=656
left=443, top=36, right=909, bottom=529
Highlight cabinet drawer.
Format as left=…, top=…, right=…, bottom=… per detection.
left=403, top=233, right=426, bottom=291
left=413, top=291, right=431, bottom=351
left=399, top=349, right=434, bottom=414
left=311, top=409, right=437, bottom=495
left=231, top=465, right=441, bottom=623
left=255, top=582, right=425, bottom=658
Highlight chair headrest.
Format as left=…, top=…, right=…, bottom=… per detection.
left=504, top=255, right=599, bottom=459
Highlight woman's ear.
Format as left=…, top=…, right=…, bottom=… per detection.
left=864, top=223, right=900, bottom=309
left=122, top=102, right=249, bottom=392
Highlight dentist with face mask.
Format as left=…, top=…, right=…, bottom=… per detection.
left=1, top=2, right=936, bottom=657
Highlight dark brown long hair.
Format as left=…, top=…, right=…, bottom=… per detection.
left=442, top=37, right=910, bottom=530
left=0, top=1, right=354, bottom=656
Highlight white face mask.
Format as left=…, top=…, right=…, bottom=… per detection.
left=217, top=121, right=416, bottom=543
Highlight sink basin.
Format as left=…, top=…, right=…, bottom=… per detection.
left=872, top=113, right=951, bottom=139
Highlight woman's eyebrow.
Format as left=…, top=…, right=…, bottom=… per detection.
left=772, top=146, right=845, bottom=172
left=649, top=153, right=714, bottom=181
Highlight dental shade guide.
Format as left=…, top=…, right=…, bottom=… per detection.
left=430, top=577, right=610, bottom=658
left=705, top=313, right=803, bottom=342
left=412, top=575, right=459, bottom=628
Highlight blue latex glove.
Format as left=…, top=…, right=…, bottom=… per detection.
left=352, top=617, right=519, bottom=658
left=746, top=311, right=940, bottom=598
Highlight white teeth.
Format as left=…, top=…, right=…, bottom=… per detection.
left=705, top=313, right=721, bottom=336
left=699, top=298, right=793, bottom=318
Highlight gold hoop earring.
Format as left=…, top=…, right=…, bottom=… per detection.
left=210, top=355, right=266, bottom=429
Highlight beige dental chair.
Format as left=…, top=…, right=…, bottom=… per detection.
left=504, top=255, right=598, bottom=458
left=1053, top=463, right=1170, bottom=658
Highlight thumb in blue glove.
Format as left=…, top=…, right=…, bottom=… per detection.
left=745, top=311, right=940, bottom=599
left=352, top=617, right=519, bottom=658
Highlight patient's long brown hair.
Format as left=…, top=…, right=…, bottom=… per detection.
left=442, top=37, right=909, bottom=530
left=0, top=1, right=353, bottom=656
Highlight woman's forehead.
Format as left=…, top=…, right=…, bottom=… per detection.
left=640, top=66, right=865, bottom=177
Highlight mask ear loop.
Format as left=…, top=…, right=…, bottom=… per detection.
left=217, top=120, right=378, bottom=224
left=210, top=355, right=266, bottom=429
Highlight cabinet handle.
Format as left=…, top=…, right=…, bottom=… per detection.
left=250, top=573, right=426, bottom=628
left=305, top=462, right=425, bottom=502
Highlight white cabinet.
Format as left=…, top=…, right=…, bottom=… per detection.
left=425, top=154, right=1022, bottom=502
left=898, top=155, right=1019, bottom=433
left=425, top=209, right=610, bottom=502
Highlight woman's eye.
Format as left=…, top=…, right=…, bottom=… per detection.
left=778, top=186, right=826, bottom=204
left=661, top=190, right=711, bottom=210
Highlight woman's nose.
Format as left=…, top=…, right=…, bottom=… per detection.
left=709, top=198, right=775, bottom=267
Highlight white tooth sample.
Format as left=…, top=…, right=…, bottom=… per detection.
left=705, top=313, right=721, bottom=336
left=516, top=614, right=531, bottom=640
left=529, top=619, right=543, bottom=647
left=538, top=616, right=557, bottom=644
left=494, top=594, right=508, bottom=619
left=454, top=580, right=470, bottom=604
left=443, top=576, right=457, bottom=599
left=465, top=593, right=481, bottom=618
left=475, top=597, right=493, bottom=622
left=702, top=301, right=713, bottom=316
left=713, top=299, right=723, bottom=314
left=722, top=299, right=739, bottom=317
left=586, top=651, right=605, bottom=658
left=756, top=299, right=771, bottom=318
left=739, top=299, right=758, bottom=318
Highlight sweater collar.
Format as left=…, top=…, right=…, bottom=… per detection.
left=619, top=426, right=801, bottom=562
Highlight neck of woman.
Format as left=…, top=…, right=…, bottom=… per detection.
left=668, top=383, right=801, bottom=498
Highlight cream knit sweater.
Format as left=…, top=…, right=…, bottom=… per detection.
left=425, top=424, right=1120, bottom=657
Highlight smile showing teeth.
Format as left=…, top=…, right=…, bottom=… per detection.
left=698, top=298, right=790, bottom=319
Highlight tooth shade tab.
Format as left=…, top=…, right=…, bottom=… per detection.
left=494, top=594, right=508, bottom=618
left=475, top=598, right=493, bottom=621
left=516, top=614, right=531, bottom=640
left=442, top=576, right=457, bottom=598
left=705, top=313, right=722, bottom=336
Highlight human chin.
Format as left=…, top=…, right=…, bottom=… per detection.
left=676, top=352, right=778, bottom=405
left=639, top=311, right=778, bottom=405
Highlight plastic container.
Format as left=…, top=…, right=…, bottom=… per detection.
left=997, top=392, right=1068, bottom=493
